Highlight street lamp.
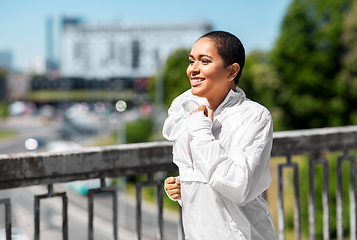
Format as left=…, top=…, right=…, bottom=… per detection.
left=115, top=100, right=128, bottom=224
left=115, top=100, right=127, bottom=144
left=115, top=100, right=127, bottom=112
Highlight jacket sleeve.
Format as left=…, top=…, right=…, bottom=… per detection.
left=186, top=109, right=273, bottom=206
left=162, top=91, right=200, bottom=141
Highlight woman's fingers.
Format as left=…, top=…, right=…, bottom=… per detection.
left=165, top=179, right=180, bottom=191
left=165, top=177, right=176, bottom=185
left=191, top=105, right=209, bottom=116
left=167, top=188, right=181, bottom=199
left=197, top=104, right=206, bottom=112
left=165, top=176, right=181, bottom=199
left=206, top=106, right=214, bottom=121
left=190, top=105, right=214, bottom=122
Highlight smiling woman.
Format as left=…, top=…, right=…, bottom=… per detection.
left=163, top=31, right=278, bottom=240
left=187, top=36, right=240, bottom=111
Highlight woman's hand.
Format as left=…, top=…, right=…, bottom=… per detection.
left=191, top=105, right=214, bottom=121
left=165, top=177, right=181, bottom=200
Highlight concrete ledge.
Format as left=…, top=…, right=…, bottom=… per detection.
left=1, top=125, right=357, bottom=189
left=272, top=125, right=357, bottom=156
left=0, top=141, right=176, bottom=189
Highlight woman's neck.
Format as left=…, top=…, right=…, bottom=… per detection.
left=207, top=87, right=234, bottom=111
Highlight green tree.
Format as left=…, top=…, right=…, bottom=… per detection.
left=0, top=68, right=6, bottom=79
left=30, top=73, right=47, bottom=80
left=126, top=117, right=155, bottom=143
left=149, top=48, right=191, bottom=110
left=0, top=102, right=8, bottom=120
left=338, top=0, right=357, bottom=124
left=270, top=0, right=351, bottom=129
left=269, top=0, right=357, bottom=238
left=239, top=50, right=286, bottom=131
left=0, top=68, right=8, bottom=119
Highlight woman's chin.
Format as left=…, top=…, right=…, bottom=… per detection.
left=191, top=88, right=201, bottom=97
left=190, top=88, right=203, bottom=97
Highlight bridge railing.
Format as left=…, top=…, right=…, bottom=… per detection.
left=1, top=126, right=357, bottom=240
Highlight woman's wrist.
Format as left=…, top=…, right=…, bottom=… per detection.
left=186, top=111, right=215, bottom=141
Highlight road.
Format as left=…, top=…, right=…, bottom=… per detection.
left=0, top=116, right=181, bottom=239
left=0, top=184, right=180, bottom=240
left=0, top=116, right=57, bottom=154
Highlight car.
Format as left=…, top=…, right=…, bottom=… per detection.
left=45, top=141, right=82, bottom=152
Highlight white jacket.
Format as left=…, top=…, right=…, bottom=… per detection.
left=163, top=87, right=278, bottom=240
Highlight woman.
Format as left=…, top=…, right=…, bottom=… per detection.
left=163, top=31, right=277, bottom=240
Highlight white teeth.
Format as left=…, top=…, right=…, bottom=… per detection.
left=192, top=79, right=204, bottom=83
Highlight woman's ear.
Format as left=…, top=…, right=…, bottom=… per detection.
left=228, top=63, right=240, bottom=81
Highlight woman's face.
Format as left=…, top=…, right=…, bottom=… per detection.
left=187, top=37, right=233, bottom=104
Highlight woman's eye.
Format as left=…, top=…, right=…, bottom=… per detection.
left=202, top=59, right=210, bottom=63
left=189, top=59, right=194, bottom=64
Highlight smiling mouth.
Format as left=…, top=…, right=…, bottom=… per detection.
left=191, top=78, right=205, bottom=83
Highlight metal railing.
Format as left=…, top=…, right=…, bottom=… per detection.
left=0, top=126, right=357, bottom=240
left=272, top=125, right=357, bottom=240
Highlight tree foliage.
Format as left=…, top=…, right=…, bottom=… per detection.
left=126, top=117, right=154, bottom=143
left=0, top=101, right=8, bottom=119
left=0, top=68, right=8, bottom=119
left=239, top=51, right=286, bottom=131
left=149, top=48, right=191, bottom=109
left=338, top=0, right=357, bottom=124
left=270, top=0, right=351, bottom=129
left=266, top=0, right=356, bottom=238
left=0, top=68, right=7, bottom=79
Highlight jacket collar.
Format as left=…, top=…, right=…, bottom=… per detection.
left=213, top=86, right=246, bottom=117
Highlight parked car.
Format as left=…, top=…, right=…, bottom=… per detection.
left=45, top=141, right=82, bottom=152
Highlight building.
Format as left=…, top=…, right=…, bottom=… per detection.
left=29, top=20, right=212, bottom=104
left=0, top=50, right=13, bottom=72
left=7, top=72, right=30, bottom=101
left=46, top=15, right=77, bottom=75
left=60, top=21, right=212, bottom=79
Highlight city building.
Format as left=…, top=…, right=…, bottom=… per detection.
left=46, top=15, right=79, bottom=76
left=60, top=21, right=212, bottom=79
left=7, top=72, right=30, bottom=101
left=0, top=50, right=13, bottom=72
left=30, top=20, right=212, bottom=105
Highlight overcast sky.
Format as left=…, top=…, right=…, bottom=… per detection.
left=0, top=0, right=291, bottom=70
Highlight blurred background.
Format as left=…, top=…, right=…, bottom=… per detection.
left=1, top=0, right=357, bottom=239
left=0, top=0, right=292, bottom=154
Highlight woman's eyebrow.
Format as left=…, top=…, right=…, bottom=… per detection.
left=189, top=54, right=212, bottom=59
left=199, top=54, right=212, bottom=59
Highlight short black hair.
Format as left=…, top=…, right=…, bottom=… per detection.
left=198, top=31, right=245, bottom=85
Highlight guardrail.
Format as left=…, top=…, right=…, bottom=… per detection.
left=0, top=126, right=357, bottom=240
left=272, top=126, right=357, bottom=240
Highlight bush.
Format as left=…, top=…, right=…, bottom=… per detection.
left=125, top=117, right=155, bottom=143
left=0, top=102, right=8, bottom=119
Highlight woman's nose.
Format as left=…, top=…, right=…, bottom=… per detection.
left=190, top=62, right=200, bottom=75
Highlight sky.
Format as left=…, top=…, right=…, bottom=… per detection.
left=0, top=0, right=292, bottom=71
